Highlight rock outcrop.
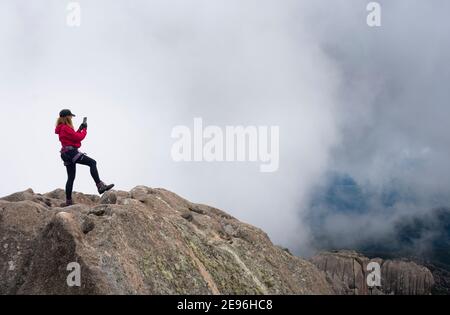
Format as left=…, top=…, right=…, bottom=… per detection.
left=311, top=250, right=435, bottom=295
left=0, top=187, right=333, bottom=295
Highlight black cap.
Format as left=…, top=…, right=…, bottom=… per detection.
left=59, top=109, right=76, bottom=117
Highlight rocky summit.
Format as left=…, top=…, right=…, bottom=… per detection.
left=0, top=187, right=333, bottom=295
left=0, top=187, right=437, bottom=295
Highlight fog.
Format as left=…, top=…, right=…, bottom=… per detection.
left=300, top=0, right=450, bottom=254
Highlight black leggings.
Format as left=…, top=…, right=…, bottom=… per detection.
left=65, top=155, right=101, bottom=201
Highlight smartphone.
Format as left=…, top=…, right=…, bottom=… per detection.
left=83, top=117, right=87, bottom=124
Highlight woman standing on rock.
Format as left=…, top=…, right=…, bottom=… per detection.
left=55, top=109, right=114, bottom=207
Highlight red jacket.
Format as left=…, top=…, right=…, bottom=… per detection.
left=55, top=124, right=87, bottom=149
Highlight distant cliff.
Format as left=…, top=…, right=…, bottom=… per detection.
left=310, top=250, right=434, bottom=295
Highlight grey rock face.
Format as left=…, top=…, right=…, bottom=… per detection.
left=310, top=250, right=434, bottom=295
left=0, top=187, right=333, bottom=295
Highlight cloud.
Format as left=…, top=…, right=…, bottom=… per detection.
left=301, top=0, right=450, bottom=255
left=0, top=0, right=343, bottom=250
left=1, top=1, right=448, bottom=255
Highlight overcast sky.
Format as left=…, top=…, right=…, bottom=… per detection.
left=1, top=0, right=449, bottom=253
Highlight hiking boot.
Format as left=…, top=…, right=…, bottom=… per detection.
left=97, top=181, right=115, bottom=194
left=61, top=199, right=74, bottom=207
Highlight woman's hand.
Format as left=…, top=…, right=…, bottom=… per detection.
left=78, top=123, right=88, bottom=131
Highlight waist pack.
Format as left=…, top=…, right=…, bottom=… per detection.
left=60, top=147, right=86, bottom=166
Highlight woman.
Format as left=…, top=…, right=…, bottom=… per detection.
left=55, top=109, right=114, bottom=206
